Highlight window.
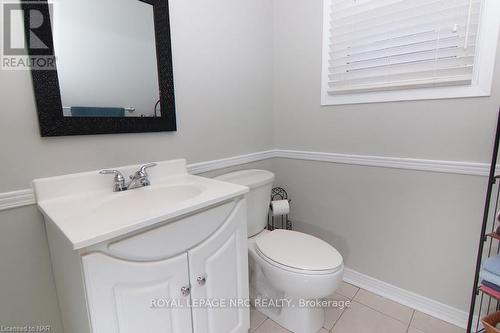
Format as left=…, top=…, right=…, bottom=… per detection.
left=321, top=0, right=500, bottom=105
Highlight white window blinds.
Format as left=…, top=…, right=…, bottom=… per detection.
left=326, top=0, right=483, bottom=95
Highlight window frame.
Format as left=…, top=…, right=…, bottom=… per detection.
left=321, top=0, right=500, bottom=106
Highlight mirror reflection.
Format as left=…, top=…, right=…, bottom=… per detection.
left=52, top=0, right=161, bottom=118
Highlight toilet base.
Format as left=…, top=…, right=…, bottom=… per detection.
left=255, top=302, right=324, bottom=333
left=248, top=232, right=342, bottom=333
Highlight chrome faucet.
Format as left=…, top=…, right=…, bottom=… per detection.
left=100, top=163, right=157, bottom=192
left=127, top=163, right=157, bottom=190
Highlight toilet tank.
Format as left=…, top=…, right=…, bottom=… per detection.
left=214, top=170, right=275, bottom=237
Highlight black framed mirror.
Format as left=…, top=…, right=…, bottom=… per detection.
left=21, top=0, right=176, bottom=137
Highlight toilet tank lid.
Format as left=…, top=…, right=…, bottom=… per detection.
left=214, top=170, right=275, bottom=189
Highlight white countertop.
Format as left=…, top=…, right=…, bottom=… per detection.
left=33, top=159, right=248, bottom=250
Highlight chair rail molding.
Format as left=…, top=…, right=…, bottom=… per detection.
left=0, top=149, right=491, bottom=212
left=274, top=149, right=492, bottom=176
left=187, top=150, right=276, bottom=174
left=0, top=189, right=37, bottom=211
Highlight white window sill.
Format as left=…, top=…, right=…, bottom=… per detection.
left=320, top=83, right=492, bottom=106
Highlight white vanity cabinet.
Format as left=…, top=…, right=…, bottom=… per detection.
left=82, top=252, right=193, bottom=333
left=45, top=198, right=249, bottom=333
left=34, top=159, right=251, bottom=333
left=188, top=203, right=249, bottom=333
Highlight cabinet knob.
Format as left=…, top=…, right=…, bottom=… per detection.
left=197, top=275, right=207, bottom=286
left=181, top=285, right=191, bottom=296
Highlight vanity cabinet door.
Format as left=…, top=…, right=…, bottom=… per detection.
left=82, top=252, right=193, bottom=333
left=188, top=200, right=249, bottom=333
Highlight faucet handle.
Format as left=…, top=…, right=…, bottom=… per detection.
left=100, top=169, right=125, bottom=180
left=99, top=169, right=126, bottom=191
left=138, top=163, right=157, bottom=176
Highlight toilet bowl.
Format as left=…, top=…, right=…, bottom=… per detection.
left=215, top=170, right=344, bottom=333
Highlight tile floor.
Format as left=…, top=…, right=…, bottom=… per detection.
left=250, top=282, right=465, bottom=333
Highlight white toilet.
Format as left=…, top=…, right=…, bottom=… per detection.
left=215, top=170, right=344, bottom=333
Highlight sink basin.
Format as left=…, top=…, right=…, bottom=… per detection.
left=33, top=159, right=249, bottom=249
left=89, top=184, right=204, bottom=221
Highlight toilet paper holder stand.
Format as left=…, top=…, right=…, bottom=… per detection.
left=268, top=187, right=292, bottom=231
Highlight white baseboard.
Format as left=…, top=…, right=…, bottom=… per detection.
left=343, top=267, right=473, bottom=329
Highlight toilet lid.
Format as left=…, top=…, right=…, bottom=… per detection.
left=255, top=230, right=343, bottom=272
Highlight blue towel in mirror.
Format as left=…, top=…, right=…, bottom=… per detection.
left=70, top=107, right=125, bottom=117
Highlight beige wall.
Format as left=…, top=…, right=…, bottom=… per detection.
left=272, top=0, right=500, bottom=312
left=0, top=0, right=273, bottom=330
left=0, top=206, right=64, bottom=332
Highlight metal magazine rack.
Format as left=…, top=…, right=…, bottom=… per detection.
left=468, top=110, right=500, bottom=332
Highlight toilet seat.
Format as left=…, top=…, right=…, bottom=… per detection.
left=255, top=230, right=343, bottom=275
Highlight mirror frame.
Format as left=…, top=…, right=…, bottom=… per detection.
left=22, top=0, right=176, bottom=137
